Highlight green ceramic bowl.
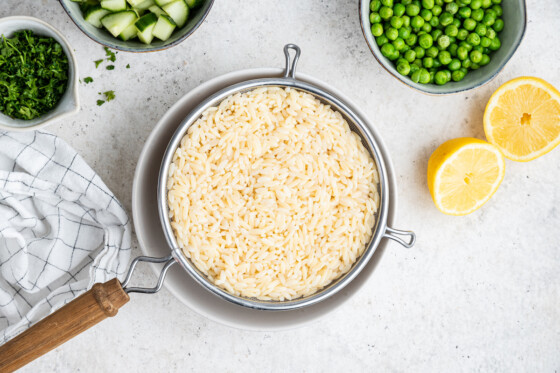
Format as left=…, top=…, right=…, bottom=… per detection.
left=359, top=0, right=527, bottom=94
left=59, top=0, right=214, bottom=52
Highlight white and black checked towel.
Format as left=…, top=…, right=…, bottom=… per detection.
left=0, top=131, right=131, bottom=344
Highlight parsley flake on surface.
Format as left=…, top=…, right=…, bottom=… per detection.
left=0, top=30, right=69, bottom=120
left=94, top=59, right=103, bottom=68
left=104, top=47, right=116, bottom=62
left=106, top=65, right=115, bottom=70
left=84, top=77, right=93, bottom=84
left=103, top=91, right=115, bottom=101
left=126, top=64, right=130, bottom=69
left=96, top=100, right=105, bottom=106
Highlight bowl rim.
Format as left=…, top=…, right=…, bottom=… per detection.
left=358, top=0, right=528, bottom=95
left=0, top=16, right=80, bottom=132
left=58, top=0, right=215, bottom=53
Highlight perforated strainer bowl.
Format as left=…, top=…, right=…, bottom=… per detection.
left=156, top=44, right=416, bottom=311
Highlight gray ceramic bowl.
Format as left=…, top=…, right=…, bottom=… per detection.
left=59, top=0, right=214, bottom=52
left=359, top=0, right=527, bottom=94
left=0, top=16, right=79, bottom=132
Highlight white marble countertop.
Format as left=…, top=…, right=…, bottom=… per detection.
left=3, top=0, right=559, bottom=371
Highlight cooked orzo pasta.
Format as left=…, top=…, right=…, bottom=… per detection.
left=167, top=87, right=379, bottom=301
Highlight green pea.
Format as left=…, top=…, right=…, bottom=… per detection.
left=399, top=26, right=412, bottom=39
left=480, top=54, right=490, bottom=65
left=486, top=28, right=497, bottom=39
left=397, top=58, right=408, bottom=66
left=452, top=18, right=462, bottom=28
left=445, top=2, right=459, bottom=14
left=480, top=36, right=491, bottom=47
left=467, top=33, right=481, bottom=45
left=471, top=0, right=482, bottom=9
left=402, top=45, right=411, bottom=53
left=376, top=34, right=389, bottom=46
left=391, top=16, right=405, bottom=29
left=422, top=0, right=435, bottom=9
left=457, top=28, right=469, bottom=40
left=422, top=23, right=432, bottom=32
left=443, top=69, right=451, bottom=81
left=448, top=43, right=459, bottom=56
left=411, top=70, right=421, bottom=83
left=388, top=50, right=400, bottom=60
left=429, top=70, right=436, bottom=84
left=405, top=49, right=417, bottom=62
left=493, top=18, right=504, bottom=32
left=459, top=41, right=473, bottom=51
left=411, top=15, right=425, bottom=28
left=435, top=0, right=444, bottom=4
left=380, top=6, right=394, bottom=20
left=475, top=24, right=487, bottom=36
left=457, top=45, right=469, bottom=60
left=483, top=14, right=495, bottom=26
left=429, top=16, right=440, bottom=27
left=410, top=63, right=420, bottom=74
left=445, top=24, right=459, bottom=37
left=448, top=58, right=461, bottom=70
left=458, top=7, right=471, bottom=18
left=386, top=27, right=399, bottom=40
left=401, top=0, right=412, bottom=4
left=485, top=9, right=497, bottom=18
left=414, top=46, right=425, bottom=58
left=394, top=3, right=407, bottom=17
left=481, top=0, right=492, bottom=8
left=426, top=46, right=439, bottom=58
left=397, top=61, right=411, bottom=76
left=405, top=34, right=418, bottom=46
left=381, top=43, right=395, bottom=57
left=432, top=58, right=442, bottom=68
left=402, top=15, right=411, bottom=27
left=412, top=58, right=423, bottom=67
left=423, top=56, right=434, bottom=68
left=437, top=34, right=451, bottom=49
left=370, top=12, right=382, bottom=24
left=463, top=18, right=476, bottom=31
left=435, top=71, right=448, bottom=85
left=432, top=5, right=443, bottom=16
left=381, top=0, right=393, bottom=6
left=371, top=23, right=384, bottom=37
left=418, top=33, right=434, bottom=48
left=419, top=68, right=431, bottom=84
left=462, top=58, right=472, bottom=68
left=492, top=0, right=501, bottom=4
left=393, top=38, right=406, bottom=51
left=440, top=12, right=454, bottom=26
left=421, top=9, right=433, bottom=21
left=472, top=8, right=484, bottom=21
left=452, top=69, right=466, bottom=81
left=438, top=50, right=452, bottom=64
left=406, top=4, right=421, bottom=16
left=471, top=62, right=480, bottom=69
left=492, top=5, right=503, bottom=16
left=370, top=0, right=382, bottom=12
left=470, top=49, right=483, bottom=63
left=489, top=36, right=501, bottom=51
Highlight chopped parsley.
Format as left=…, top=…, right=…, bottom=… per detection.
left=96, top=100, right=105, bottom=106
left=126, top=64, right=130, bottom=69
left=106, top=65, right=115, bottom=70
left=0, top=30, right=69, bottom=120
left=104, top=47, right=116, bottom=62
left=103, top=90, right=115, bottom=101
left=94, top=59, right=103, bottom=68
left=84, top=77, right=93, bottom=84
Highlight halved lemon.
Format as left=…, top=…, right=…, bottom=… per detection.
left=484, top=77, right=560, bottom=162
left=427, top=138, right=505, bottom=216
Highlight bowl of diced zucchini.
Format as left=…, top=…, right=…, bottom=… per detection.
left=60, top=0, right=214, bottom=52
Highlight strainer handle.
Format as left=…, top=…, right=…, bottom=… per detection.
left=0, top=278, right=129, bottom=372
left=283, top=44, right=301, bottom=79
left=384, top=226, right=416, bottom=248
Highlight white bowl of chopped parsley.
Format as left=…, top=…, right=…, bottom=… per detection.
left=0, top=16, right=79, bottom=131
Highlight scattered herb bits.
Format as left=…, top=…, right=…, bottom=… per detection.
left=0, top=30, right=69, bottom=120
left=369, top=0, right=504, bottom=85
left=73, top=0, right=205, bottom=45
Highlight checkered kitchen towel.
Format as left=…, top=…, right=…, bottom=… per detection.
left=0, top=131, right=131, bottom=344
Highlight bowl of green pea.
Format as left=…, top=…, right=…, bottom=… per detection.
left=360, top=0, right=527, bottom=94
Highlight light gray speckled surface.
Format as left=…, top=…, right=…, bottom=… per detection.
left=3, top=0, right=560, bottom=371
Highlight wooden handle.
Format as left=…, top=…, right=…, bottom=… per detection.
left=0, top=278, right=129, bottom=372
